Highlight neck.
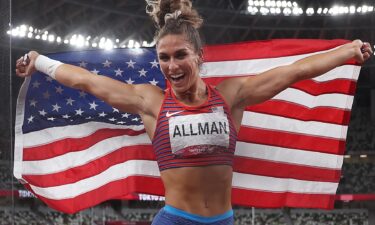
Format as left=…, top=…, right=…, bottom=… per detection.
left=173, top=79, right=207, bottom=105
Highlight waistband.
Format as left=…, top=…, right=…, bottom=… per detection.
left=163, top=205, right=233, bottom=223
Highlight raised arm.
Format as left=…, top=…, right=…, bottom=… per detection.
left=218, top=40, right=372, bottom=110
left=15, top=51, right=163, bottom=116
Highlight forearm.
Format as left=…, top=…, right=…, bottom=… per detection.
left=293, top=42, right=356, bottom=81
left=34, top=54, right=93, bottom=91
left=54, top=64, right=93, bottom=91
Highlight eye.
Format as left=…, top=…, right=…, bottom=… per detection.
left=176, top=52, right=187, bottom=59
left=158, top=55, right=169, bottom=62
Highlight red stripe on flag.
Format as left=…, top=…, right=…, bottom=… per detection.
left=23, top=145, right=155, bottom=187
left=233, top=157, right=341, bottom=183
left=204, top=77, right=356, bottom=96
left=203, top=39, right=352, bottom=62
left=238, top=127, right=346, bottom=155
left=23, top=128, right=146, bottom=160
left=232, top=188, right=335, bottom=209
left=26, top=176, right=165, bottom=214
left=291, top=79, right=357, bottom=96
left=247, top=101, right=351, bottom=125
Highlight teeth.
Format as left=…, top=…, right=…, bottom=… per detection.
left=171, top=74, right=183, bottom=79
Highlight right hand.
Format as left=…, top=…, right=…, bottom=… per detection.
left=15, top=51, right=40, bottom=78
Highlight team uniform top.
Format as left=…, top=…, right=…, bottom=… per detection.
left=152, top=83, right=238, bottom=171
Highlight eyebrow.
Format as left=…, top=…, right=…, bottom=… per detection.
left=158, top=49, right=189, bottom=56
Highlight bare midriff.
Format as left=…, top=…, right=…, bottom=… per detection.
left=160, top=165, right=233, bottom=217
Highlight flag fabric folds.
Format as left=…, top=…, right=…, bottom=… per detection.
left=14, top=39, right=360, bottom=213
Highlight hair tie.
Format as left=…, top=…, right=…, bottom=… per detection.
left=145, top=0, right=159, bottom=15
left=164, top=10, right=182, bottom=23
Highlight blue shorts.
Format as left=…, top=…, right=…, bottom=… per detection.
left=151, top=205, right=234, bottom=225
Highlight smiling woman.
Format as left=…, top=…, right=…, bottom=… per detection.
left=14, top=0, right=373, bottom=224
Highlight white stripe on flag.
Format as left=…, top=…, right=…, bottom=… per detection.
left=29, top=160, right=160, bottom=200
left=22, top=133, right=151, bottom=175
left=235, top=142, right=343, bottom=169
left=23, top=122, right=146, bottom=147
left=202, top=48, right=360, bottom=82
left=233, top=172, right=338, bottom=194
left=29, top=159, right=337, bottom=200
left=272, top=88, right=354, bottom=109
left=242, top=111, right=348, bottom=139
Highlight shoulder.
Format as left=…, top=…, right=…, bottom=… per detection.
left=215, top=77, right=248, bottom=108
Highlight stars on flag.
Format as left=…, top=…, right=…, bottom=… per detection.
left=32, top=80, right=41, bottom=88
left=150, top=60, right=159, bottom=68
left=55, top=86, right=64, bottom=94
left=114, top=68, right=124, bottom=76
left=66, top=97, right=75, bottom=106
left=91, top=69, right=100, bottom=74
left=138, top=68, right=147, bottom=77
left=75, top=108, right=84, bottom=116
left=103, top=60, right=112, bottom=68
left=39, top=110, right=47, bottom=116
left=52, top=103, right=61, bottom=112
left=79, top=61, right=88, bottom=68
left=29, top=99, right=37, bottom=107
left=149, top=78, right=159, bottom=86
left=89, top=101, right=98, bottom=110
left=43, top=91, right=51, bottom=99
left=125, top=78, right=135, bottom=84
left=22, top=49, right=166, bottom=132
left=126, top=60, right=136, bottom=68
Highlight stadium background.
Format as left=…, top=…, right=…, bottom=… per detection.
left=0, top=0, right=374, bottom=224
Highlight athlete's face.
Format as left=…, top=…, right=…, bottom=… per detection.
left=157, top=34, right=202, bottom=94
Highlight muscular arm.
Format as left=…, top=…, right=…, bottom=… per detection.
left=16, top=51, right=163, bottom=116
left=219, top=40, right=372, bottom=109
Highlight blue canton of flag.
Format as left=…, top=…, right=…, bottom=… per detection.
left=23, top=48, right=165, bottom=133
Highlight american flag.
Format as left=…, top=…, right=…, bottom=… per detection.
left=14, top=39, right=360, bottom=213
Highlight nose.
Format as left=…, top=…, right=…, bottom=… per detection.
left=168, top=59, right=179, bottom=72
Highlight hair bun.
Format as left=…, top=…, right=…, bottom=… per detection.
left=147, top=0, right=202, bottom=29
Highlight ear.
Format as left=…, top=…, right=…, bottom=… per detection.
left=197, top=48, right=204, bottom=65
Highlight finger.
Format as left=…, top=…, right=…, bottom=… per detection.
left=22, top=54, right=30, bottom=65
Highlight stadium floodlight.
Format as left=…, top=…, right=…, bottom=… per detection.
left=283, top=7, right=291, bottom=15
left=41, top=34, right=47, bottom=41
left=357, top=7, right=362, bottom=13
left=128, top=39, right=135, bottom=48
left=75, top=35, right=85, bottom=47
left=344, top=155, right=351, bottom=159
left=360, top=154, right=367, bottom=158
left=29, top=26, right=33, bottom=32
left=63, top=39, right=69, bottom=44
left=92, top=42, right=98, bottom=48
left=134, top=42, right=141, bottom=49
left=259, top=0, right=264, bottom=7
left=35, top=35, right=40, bottom=40
left=249, top=0, right=254, bottom=6
left=362, top=5, right=368, bottom=13
left=104, top=39, right=114, bottom=50
left=323, top=8, right=328, bottom=14
left=27, top=32, right=33, bottom=38
left=317, top=8, right=322, bottom=14
left=306, top=7, right=314, bottom=15
left=116, top=39, right=120, bottom=43
left=48, top=34, right=55, bottom=42
left=56, top=36, right=61, bottom=43
left=260, top=7, right=270, bottom=15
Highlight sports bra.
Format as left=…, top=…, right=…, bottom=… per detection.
left=152, top=84, right=238, bottom=171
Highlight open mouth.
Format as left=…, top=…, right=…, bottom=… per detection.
left=170, top=74, right=185, bottom=82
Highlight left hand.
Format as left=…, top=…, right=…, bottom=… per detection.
left=352, top=40, right=373, bottom=64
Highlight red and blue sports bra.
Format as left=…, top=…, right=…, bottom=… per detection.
left=152, top=84, right=238, bottom=171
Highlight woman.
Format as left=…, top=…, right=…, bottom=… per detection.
left=16, top=0, right=372, bottom=224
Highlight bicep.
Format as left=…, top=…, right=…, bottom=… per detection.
left=233, top=65, right=301, bottom=107
left=79, top=74, right=149, bottom=114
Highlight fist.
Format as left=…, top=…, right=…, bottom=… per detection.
left=15, top=51, right=39, bottom=78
